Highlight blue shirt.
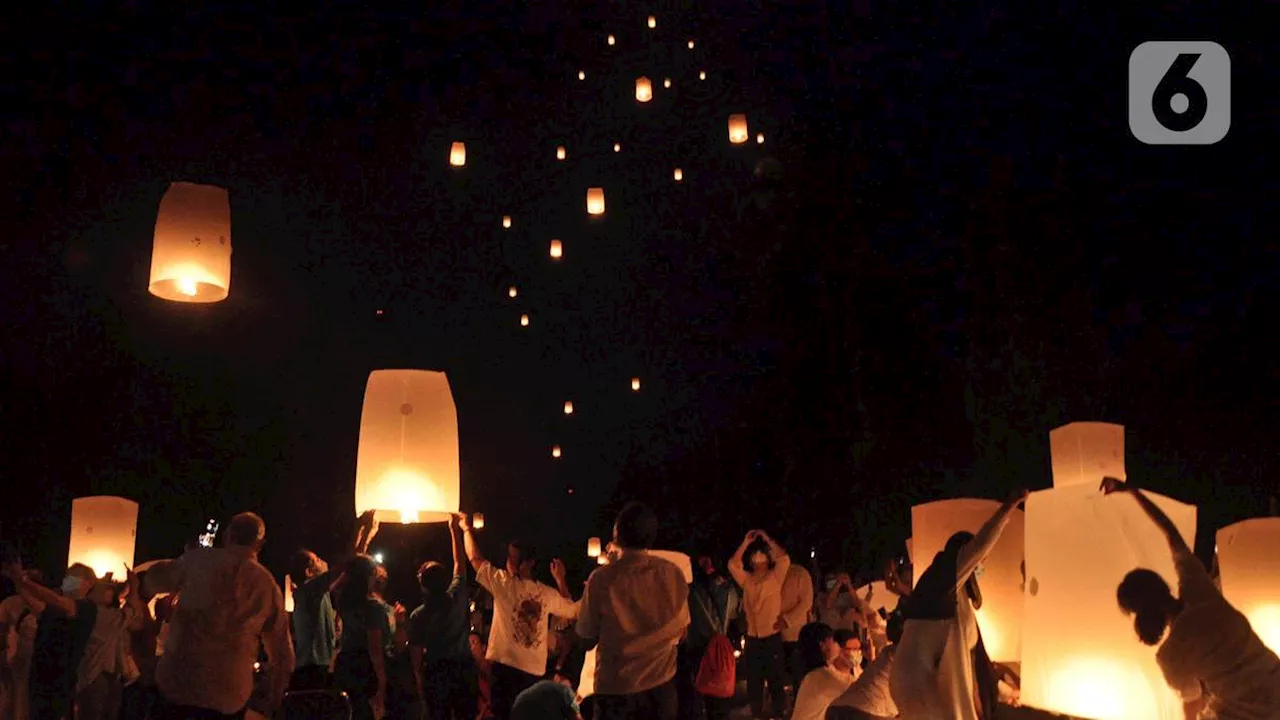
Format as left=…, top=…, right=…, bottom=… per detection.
left=291, top=571, right=337, bottom=668
left=408, top=566, right=471, bottom=663
left=339, top=598, right=392, bottom=654
left=511, top=680, right=579, bottom=720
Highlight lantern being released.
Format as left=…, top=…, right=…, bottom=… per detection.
left=1022, top=483, right=1196, bottom=720
left=353, top=370, right=461, bottom=524
left=449, top=142, right=466, bottom=167
left=1217, top=518, right=1280, bottom=654
left=68, top=496, right=138, bottom=580
left=148, top=182, right=233, bottom=303
left=911, top=498, right=1024, bottom=663
left=550, top=239, right=563, bottom=259
left=588, top=537, right=602, bottom=558
left=635, top=77, right=653, bottom=102
left=472, top=513, right=485, bottom=530
left=587, top=188, right=605, bottom=215
left=1050, top=422, right=1125, bottom=488
left=728, top=114, right=749, bottom=144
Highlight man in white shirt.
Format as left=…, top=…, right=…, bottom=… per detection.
left=778, top=562, right=814, bottom=692
left=143, top=512, right=294, bottom=720
left=729, top=530, right=790, bottom=720
left=577, top=502, right=689, bottom=720
left=462, top=517, right=578, bottom=719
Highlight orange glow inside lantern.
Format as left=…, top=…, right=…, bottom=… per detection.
left=587, top=188, right=605, bottom=215
left=607, top=34, right=616, bottom=45
left=631, top=377, right=641, bottom=391
left=663, top=78, right=672, bottom=88
left=597, top=555, right=607, bottom=565
left=1217, top=518, right=1280, bottom=654
left=578, top=70, right=586, bottom=81
left=728, top=114, right=749, bottom=144
left=520, top=314, right=529, bottom=327
left=353, top=370, right=461, bottom=524
left=698, top=70, right=707, bottom=80
left=449, top=142, right=466, bottom=167
left=1050, top=422, right=1125, bottom=488
left=502, top=215, right=512, bottom=228
left=757, top=132, right=766, bottom=144
left=507, top=286, right=518, bottom=298
left=473, top=513, right=485, bottom=530
left=587, top=537, right=602, bottom=557
left=284, top=575, right=295, bottom=613
left=635, top=76, right=653, bottom=102
left=911, top=498, right=1024, bottom=663
left=673, top=168, right=683, bottom=182
left=688, top=39, right=695, bottom=49
left=68, top=496, right=138, bottom=580
left=564, top=401, right=574, bottom=415
left=1021, top=483, right=1197, bottom=720
left=556, top=146, right=566, bottom=160
left=552, top=445, right=562, bottom=458
left=613, top=143, right=621, bottom=153
left=148, top=182, right=233, bottom=303
left=647, top=15, right=656, bottom=28
left=550, top=239, right=563, bottom=259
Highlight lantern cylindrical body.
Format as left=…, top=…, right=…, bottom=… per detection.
left=68, top=496, right=138, bottom=580
left=647, top=15, right=656, bottom=28
left=148, top=182, right=233, bottom=303
left=663, top=78, right=672, bottom=88
left=449, top=142, right=466, bottom=167
left=587, top=188, right=605, bottom=215
left=1049, top=422, right=1125, bottom=488
left=556, top=146, right=566, bottom=160
left=698, top=70, right=707, bottom=81
left=588, top=537, right=602, bottom=557
left=354, top=370, right=461, bottom=524
left=1217, top=518, right=1280, bottom=654
left=631, top=377, right=641, bottom=391
left=1022, top=485, right=1197, bottom=720
left=552, top=445, right=562, bottom=458
left=607, top=34, right=616, bottom=45
left=728, top=114, right=749, bottom=144
left=564, top=401, right=574, bottom=414
left=635, top=77, right=653, bottom=102
left=578, top=71, right=585, bottom=81
left=520, top=314, right=529, bottom=327
left=502, top=215, right=512, bottom=228
left=673, top=168, right=683, bottom=182
left=473, top=513, right=485, bottom=530
left=550, top=239, right=563, bottom=258
left=508, top=286, right=518, bottom=298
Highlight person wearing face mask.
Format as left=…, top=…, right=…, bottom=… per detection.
left=832, top=631, right=862, bottom=680
left=889, top=489, right=1026, bottom=720
left=727, top=530, right=790, bottom=720
left=828, top=613, right=904, bottom=720
left=789, top=623, right=855, bottom=720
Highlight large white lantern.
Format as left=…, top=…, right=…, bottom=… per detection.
left=148, top=182, right=233, bottom=303
left=635, top=77, right=653, bottom=102
left=353, top=370, right=460, bottom=524
left=587, top=188, right=605, bottom=215
left=855, top=580, right=899, bottom=615
left=1050, top=422, right=1125, bottom=488
left=68, top=496, right=138, bottom=580
left=1022, top=483, right=1196, bottom=720
left=911, top=498, right=1024, bottom=663
left=1217, top=518, right=1280, bottom=654
left=587, top=537, right=602, bottom=558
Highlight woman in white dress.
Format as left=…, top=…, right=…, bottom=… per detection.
left=889, top=489, right=1026, bottom=720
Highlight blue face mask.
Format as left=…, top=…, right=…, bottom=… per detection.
left=61, top=576, right=83, bottom=595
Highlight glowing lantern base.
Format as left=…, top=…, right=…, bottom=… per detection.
left=148, top=182, right=233, bottom=303
left=1217, top=518, right=1280, bottom=655
left=68, top=496, right=139, bottom=580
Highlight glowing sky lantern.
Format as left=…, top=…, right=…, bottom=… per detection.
left=1022, top=482, right=1196, bottom=719
left=757, top=132, right=766, bottom=144
left=663, top=78, right=672, bottom=88
left=588, top=537, right=602, bottom=557
left=855, top=580, right=899, bottom=614
left=673, top=168, right=683, bottom=182
left=613, top=142, right=621, bottom=153
left=68, top=496, right=138, bottom=580
left=688, top=39, right=695, bottom=49
left=607, top=34, right=616, bottom=45
left=472, top=513, right=485, bottom=530
left=520, top=313, right=529, bottom=327
left=563, top=401, right=574, bottom=415
left=449, top=142, right=466, bottom=167
left=552, top=445, right=562, bottom=458
left=728, top=114, right=749, bottom=144
left=631, top=377, right=641, bottom=391
left=635, top=76, right=653, bottom=102
left=699, top=70, right=707, bottom=81
left=647, top=15, right=656, bottom=28
left=587, top=188, right=605, bottom=215
left=911, top=498, right=1024, bottom=663
left=1050, top=422, right=1126, bottom=488
left=550, top=239, right=563, bottom=259
left=1217, top=518, right=1280, bottom=654
left=578, top=70, right=586, bottom=81
left=353, top=370, right=461, bottom=524
left=502, top=215, right=511, bottom=228
left=556, top=145, right=566, bottom=160
left=507, top=286, right=518, bottom=298
left=148, top=181, right=233, bottom=303
left=284, top=575, right=295, bottom=613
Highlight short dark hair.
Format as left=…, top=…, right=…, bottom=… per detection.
left=833, top=628, right=859, bottom=647
left=798, top=622, right=835, bottom=672
left=614, top=502, right=658, bottom=550
left=287, top=549, right=316, bottom=583
left=510, top=541, right=538, bottom=566
left=1117, top=568, right=1174, bottom=645
left=227, top=512, right=266, bottom=548
left=418, top=561, right=451, bottom=596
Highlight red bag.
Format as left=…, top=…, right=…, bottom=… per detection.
left=694, top=633, right=737, bottom=698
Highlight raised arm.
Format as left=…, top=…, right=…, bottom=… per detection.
left=956, top=490, right=1027, bottom=588
left=759, top=531, right=791, bottom=581
left=354, top=510, right=379, bottom=556
left=8, top=571, right=75, bottom=617
left=1101, top=478, right=1191, bottom=557
left=728, top=532, right=755, bottom=587
left=459, top=514, right=487, bottom=571
left=448, top=514, right=466, bottom=578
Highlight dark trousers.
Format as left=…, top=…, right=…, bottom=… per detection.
left=744, top=634, right=787, bottom=719
left=77, top=673, right=123, bottom=720
left=119, top=682, right=160, bottom=720
left=422, top=655, right=479, bottom=720
left=489, top=662, right=539, bottom=720
left=289, top=664, right=332, bottom=692
left=152, top=699, right=245, bottom=720
left=333, top=651, right=377, bottom=720
left=783, top=641, right=805, bottom=691
left=594, top=680, right=678, bottom=720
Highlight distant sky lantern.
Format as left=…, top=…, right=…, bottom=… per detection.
left=757, top=132, right=766, bottom=144
left=502, top=215, right=512, bottom=228
left=673, top=168, right=683, bottom=182
left=597, top=555, right=607, bottom=565
left=578, top=70, right=586, bottom=81
left=728, top=114, right=749, bottom=144
left=688, top=39, right=695, bottom=49
left=635, top=76, right=653, bottom=102
left=699, top=70, right=707, bottom=80
left=556, top=145, right=567, bottom=160
left=663, top=77, right=672, bottom=88
left=549, top=239, right=563, bottom=259
left=911, top=498, right=1024, bottom=663
left=587, top=187, right=605, bottom=215
left=607, top=34, right=616, bottom=45
left=354, top=370, right=461, bottom=525
left=552, top=445, right=562, bottom=458
left=472, top=513, right=485, bottom=530
left=613, top=143, right=621, bottom=153
left=588, top=537, right=602, bottom=557
left=507, top=286, right=518, bottom=298
left=148, top=181, right=233, bottom=303
left=1217, top=518, right=1280, bottom=654
left=449, top=142, right=466, bottom=167
left=631, top=377, right=641, bottom=391
left=564, top=401, right=574, bottom=415
left=284, top=575, right=295, bottom=613
left=1050, top=422, right=1125, bottom=488
left=68, top=496, right=138, bottom=580
left=648, top=15, right=656, bottom=28
left=520, top=313, right=529, bottom=327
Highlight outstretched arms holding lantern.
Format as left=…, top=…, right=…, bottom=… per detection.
left=1100, top=477, right=1192, bottom=558
left=956, top=489, right=1027, bottom=590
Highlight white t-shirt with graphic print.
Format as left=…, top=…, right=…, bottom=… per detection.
left=475, top=562, right=579, bottom=677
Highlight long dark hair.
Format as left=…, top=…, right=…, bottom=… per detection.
left=1117, top=568, right=1176, bottom=646
left=336, top=554, right=377, bottom=614
left=798, top=622, right=835, bottom=673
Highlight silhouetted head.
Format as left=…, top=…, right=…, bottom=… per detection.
left=506, top=542, right=538, bottom=579
left=886, top=612, right=906, bottom=645
left=1117, top=568, right=1179, bottom=646
left=799, top=622, right=837, bottom=672
left=60, top=563, right=97, bottom=600
left=613, top=502, right=658, bottom=550
left=418, top=560, right=451, bottom=597
left=225, top=513, right=266, bottom=553
left=288, top=549, right=328, bottom=583
left=337, top=554, right=378, bottom=613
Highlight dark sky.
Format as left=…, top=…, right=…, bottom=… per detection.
left=1, top=1, right=1275, bottom=594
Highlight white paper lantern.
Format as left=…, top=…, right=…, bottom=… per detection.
left=687, top=39, right=695, bottom=49
left=855, top=581, right=899, bottom=614
left=550, top=239, right=563, bottom=259
left=587, top=188, right=605, bottom=215
left=520, top=313, right=529, bottom=327
left=663, top=78, right=672, bottom=88
left=588, top=537, right=602, bottom=558
left=1022, top=484, right=1196, bottom=720
left=728, top=114, right=749, bottom=144
left=673, top=168, right=683, bottom=182
left=1050, top=422, right=1125, bottom=488
left=353, top=370, right=460, bottom=524
left=68, top=496, right=138, bottom=580
left=1217, top=518, right=1280, bottom=654
left=613, top=143, right=621, bottom=153
left=556, top=145, right=566, bottom=160
left=502, top=215, right=512, bottom=228
left=757, top=132, right=766, bottom=144
left=911, top=498, right=1024, bottom=663
left=507, top=286, right=518, bottom=298
left=551, top=445, right=562, bottom=458
left=647, top=15, right=656, bottom=28
left=284, top=575, right=295, bottom=613
left=635, top=77, right=653, bottom=103
left=698, top=70, right=707, bottom=81
left=563, top=401, right=574, bottom=415
left=473, top=513, right=485, bottom=530
left=631, top=377, right=641, bottom=391
left=578, top=70, right=586, bottom=81
left=449, top=142, right=466, bottom=167
left=607, top=34, right=616, bottom=45
left=148, top=182, right=233, bottom=303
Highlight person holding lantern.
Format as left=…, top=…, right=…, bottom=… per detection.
left=727, top=529, right=791, bottom=720
left=889, top=489, right=1026, bottom=720
left=1104, top=477, right=1280, bottom=720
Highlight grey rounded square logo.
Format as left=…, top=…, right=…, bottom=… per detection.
left=1129, top=41, right=1231, bottom=145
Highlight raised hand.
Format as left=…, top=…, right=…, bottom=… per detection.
left=457, top=513, right=470, bottom=532
left=550, top=558, right=567, bottom=584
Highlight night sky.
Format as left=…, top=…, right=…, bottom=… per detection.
left=1, top=2, right=1275, bottom=597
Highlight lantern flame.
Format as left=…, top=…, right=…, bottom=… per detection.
left=635, top=77, right=653, bottom=103
left=587, top=188, right=605, bottom=215
left=673, top=168, right=683, bottom=182
left=728, top=114, right=749, bottom=144
left=176, top=277, right=199, bottom=297
left=647, top=15, right=656, bottom=28
left=550, top=240, right=563, bottom=259
left=449, top=142, right=466, bottom=167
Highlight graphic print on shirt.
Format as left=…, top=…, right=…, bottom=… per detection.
left=511, top=593, right=545, bottom=649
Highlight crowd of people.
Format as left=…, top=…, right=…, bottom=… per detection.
left=2, top=479, right=1279, bottom=720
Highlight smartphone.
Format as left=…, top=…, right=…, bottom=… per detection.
left=198, top=518, right=219, bottom=548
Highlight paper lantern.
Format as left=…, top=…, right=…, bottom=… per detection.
left=578, top=70, right=586, bottom=81
left=631, top=377, right=641, bottom=391
left=502, top=215, right=511, bottom=228
left=284, top=575, right=295, bottom=613
left=673, top=168, right=683, bottom=182
left=587, top=188, right=605, bottom=215
left=663, top=78, right=672, bottom=88
left=1217, top=518, right=1280, bottom=654
left=520, top=314, right=529, bottom=327
left=911, top=498, right=1024, bottom=663
left=613, top=143, right=621, bottom=153
left=855, top=581, right=899, bottom=614
left=563, top=401, right=574, bottom=415
left=905, top=537, right=914, bottom=564
left=596, top=555, right=607, bottom=565
left=1050, top=422, right=1125, bottom=488
left=650, top=550, right=694, bottom=583
left=1022, top=483, right=1196, bottom=720
left=757, top=132, right=766, bottom=144
left=728, top=114, right=749, bottom=144
left=552, top=445, right=562, bottom=458
left=635, top=77, right=653, bottom=102
left=550, top=239, right=563, bottom=259
left=647, top=15, right=656, bottom=28
left=353, top=370, right=461, bottom=524
left=588, top=537, right=602, bottom=558
left=449, top=142, right=466, bottom=167
left=556, top=145, right=566, bottom=160
left=148, top=182, right=233, bottom=303
left=68, top=496, right=138, bottom=580
left=607, top=34, right=616, bottom=45
left=508, top=286, right=518, bottom=298
left=687, top=39, right=695, bottom=49
left=473, top=513, right=485, bottom=530
left=698, top=70, right=707, bottom=81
